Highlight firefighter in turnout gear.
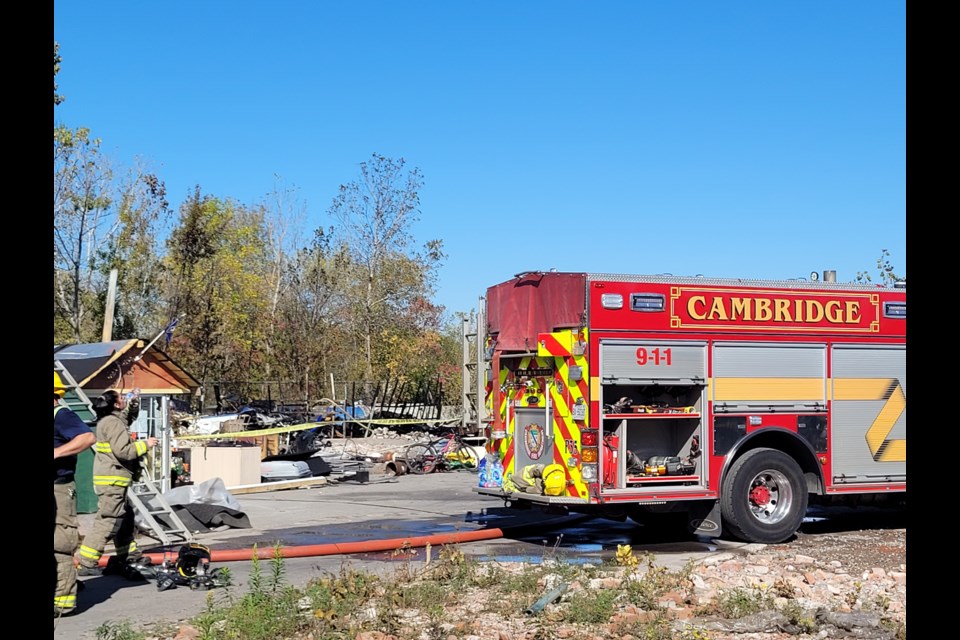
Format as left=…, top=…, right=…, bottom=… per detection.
left=77, top=389, right=157, bottom=577
left=54, top=372, right=96, bottom=617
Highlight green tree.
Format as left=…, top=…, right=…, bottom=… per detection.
left=270, top=229, right=352, bottom=402
left=54, top=41, right=64, bottom=106
left=163, top=188, right=271, bottom=407
left=855, top=249, right=904, bottom=287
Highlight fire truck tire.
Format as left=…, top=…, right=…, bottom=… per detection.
left=720, top=448, right=807, bottom=544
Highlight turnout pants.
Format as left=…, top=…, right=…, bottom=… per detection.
left=77, top=485, right=140, bottom=568
left=53, top=481, right=78, bottom=612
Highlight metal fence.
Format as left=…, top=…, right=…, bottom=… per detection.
left=195, top=375, right=448, bottom=422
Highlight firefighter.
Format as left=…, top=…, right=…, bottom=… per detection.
left=77, top=390, right=157, bottom=577
left=53, top=371, right=96, bottom=617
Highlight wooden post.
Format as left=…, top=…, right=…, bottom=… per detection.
left=101, top=268, right=119, bottom=342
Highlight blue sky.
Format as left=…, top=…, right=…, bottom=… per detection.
left=54, top=1, right=906, bottom=320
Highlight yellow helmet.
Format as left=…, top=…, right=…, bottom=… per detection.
left=54, top=371, right=68, bottom=397
left=542, top=463, right=567, bottom=496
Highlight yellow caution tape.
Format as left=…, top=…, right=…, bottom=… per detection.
left=174, top=417, right=462, bottom=441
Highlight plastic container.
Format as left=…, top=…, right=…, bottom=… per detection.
left=478, top=457, right=489, bottom=487
left=490, top=456, right=504, bottom=487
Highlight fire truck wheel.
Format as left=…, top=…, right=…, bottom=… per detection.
left=720, top=448, right=807, bottom=544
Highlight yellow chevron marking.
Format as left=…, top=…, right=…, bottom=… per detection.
left=713, top=377, right=824, bottom=401
left=834, top=378, right=906, bottom=463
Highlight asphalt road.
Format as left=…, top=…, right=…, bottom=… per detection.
left=56, top=469, right=762, bottom=639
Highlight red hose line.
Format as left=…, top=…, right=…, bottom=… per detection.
left=99, top=527, right=507, bottom=566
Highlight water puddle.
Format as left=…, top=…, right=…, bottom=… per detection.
left=214, top=513, right=733, bottom=563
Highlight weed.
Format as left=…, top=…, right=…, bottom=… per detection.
left=779, top=600, right=817, bottom=633
left=869, top=592, right=891, bottom=612
left=495, top=563, right=543, bottom=595
left=714, top=585, right=775, bottom=619
left=845, top=580, right=863, bottom=607
left=772, top=576, right=794, bottom=598
left=190, top=550, right=379, bottom=640
left=214, top=565, right=233, bottom=588
left=622, top=554, right=692, bottom=611
left=610, top=610, right=674, bottom=640
left=94, top=621, right=144, bottom=640
left=422, top=544, right=476, bottom=588
left=268, top=541, right=285, bottom=592
left=881, top=617, right=907, bottom=640
left=562, top=588, right=618, bottom=624
left=470, top=560, right=506, bottom=589
left=616, top=544, right=640, bottom=567
left=248, top=543, right=264, bottom=597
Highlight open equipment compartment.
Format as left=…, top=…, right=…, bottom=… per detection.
left=598, top=339, right=707, bottom=490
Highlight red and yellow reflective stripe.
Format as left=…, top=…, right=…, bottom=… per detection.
left=541, top=329, right=589, bottom=499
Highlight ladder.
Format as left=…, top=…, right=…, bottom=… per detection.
left=461, top=300, right=488, bottom=435
left=127, top=471, right=195, bottom=547
left=54, top=359, right=95, bottom=422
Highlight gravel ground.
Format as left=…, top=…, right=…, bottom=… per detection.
left=343, top=437, right=909, bottom=639
left=775, top=526, right=906, bottom=576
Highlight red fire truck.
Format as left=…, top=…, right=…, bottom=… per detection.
left=468, top=271, right=906, bottom=544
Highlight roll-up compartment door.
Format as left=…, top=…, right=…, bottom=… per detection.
left=600, top=340, right=706, bottom=385
left=712, top=343, right=826, bottom=412
left=830, top=345, right=906, bottom=483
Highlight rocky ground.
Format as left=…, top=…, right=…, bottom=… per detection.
left=328, top=436, right=910, bottom=639
left=158, top=523, right=906, bottom=640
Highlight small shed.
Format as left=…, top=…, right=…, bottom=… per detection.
left=54, top=339, right=200, bottom=513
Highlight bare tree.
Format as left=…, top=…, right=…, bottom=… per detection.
left=329, top=154, right=444, bottom=380
left=54, top=126, right=116, bottom=342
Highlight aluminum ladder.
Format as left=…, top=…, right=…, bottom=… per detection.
left=127, top=471, right=195, bottom=547
left=460, top=300, right=488, bottom=435
left=54, top=359, right=95, bottom=420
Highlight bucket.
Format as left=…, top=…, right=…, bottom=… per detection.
left=385, top=460, right=408, bottom=477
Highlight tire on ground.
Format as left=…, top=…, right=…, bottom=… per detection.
left=455, top=444, right=479, bottom=470
left=720, top=447, right=808, bottom=544
left=404, top=443, right=438, bottom=474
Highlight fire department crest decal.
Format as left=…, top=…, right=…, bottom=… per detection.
left=524, top=423, right=546, bottom=460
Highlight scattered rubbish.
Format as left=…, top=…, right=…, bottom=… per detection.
left=525, top=583, right=569, bottom=614
left=261, top=460, right=312, bottom=482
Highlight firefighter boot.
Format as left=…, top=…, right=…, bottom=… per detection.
left=77, top=564, right=103, bottom=577
left=126, top=555, right=156, bottom=580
